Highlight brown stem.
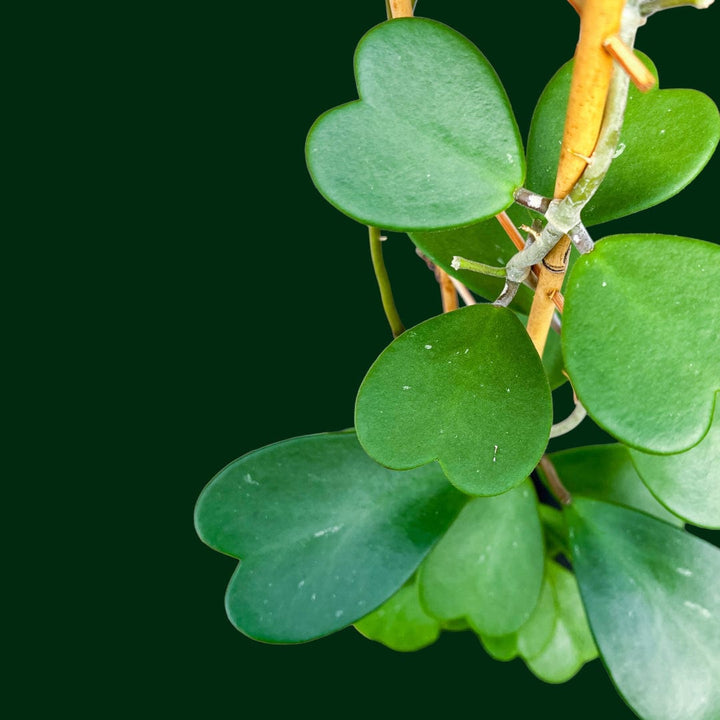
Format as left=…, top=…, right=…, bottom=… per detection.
left=525, top=0, right=624, bottom=356
left=538, top=456, right=573, bottom=506
left=439, top=270, right=459, bottom=313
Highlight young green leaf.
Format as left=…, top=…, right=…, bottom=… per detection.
left=629, top=406, right=720, bottom=529
left=306, top=18, right=524, bottom=231
left=563, top=235, right=720, bottom=454
left=409, top=204, right=535, bottom=312
left=524, top=560, right=598, bottom=684
left=481, top=632, right=518, bottom=662
left=567, top=498, right=720, bottom=720
left=419, top=480, right=545, bottom=636
left=354, top=577, right=440, bottom=652
left=526, top=53, right=720, bottom=226
left=477, top=558, right=596, bottom=681
left=194, top=431, right=465, bottom=643
left=355, top=305, right=552, bottom=495
left=538, top=444, right=683, bottom=526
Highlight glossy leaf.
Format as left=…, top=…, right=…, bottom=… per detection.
left=629, top=406, right=720, bottom=528
left=516, top=570, right=558, bottom=660
left=527, top=53, right=720, bottom=226
left=567, top=498, right=720, bottom=720
left=355, top=305, right=552, bottom=495
left=525, top=561, right=598, bottom=684
left=306, top=18, right=524, bottom=231
left=538, top=444, right=682, bottom=526
left=354, top=578, right=440, bottom=652
left=481, top=633, right=518, bottom=662
left=419, top=480, right=544, bottom=636
left=480, top=565, right=558, bottom=663
left=563, top=235, right=720, bottom=453
left=409, top=204, right=535, bottom=312
left=194, top=431, right=465, bottom=643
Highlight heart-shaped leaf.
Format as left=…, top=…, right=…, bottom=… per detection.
left=567, top=498, right=720, bottom=720
left=563, top=235, right=720, bottom=454
left=524, top=560, right=598, bottom=684
left=481, top=632, right=519, bottom=662
left=526, top=53, right=720, bottom=226
left=354, top=577, right=440, bottom=652
left=409, top=204, right=535, bottom=312
left=306, top=18, right=524, bottom=231
left=479, top=562, right=558, bottom=663
left=355, top=305, right=552, bottom=495
left=194, top=431, right=466, bottom=643
left=629, top=406, right=720, bottom=528
left=538, top=444, right=683, bottom=526
left=418, top=480, right=544, bottom=636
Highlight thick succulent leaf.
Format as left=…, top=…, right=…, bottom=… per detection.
left=516, top=571, right=558, bottom=660
left=539, top=504, right=570, bottom=556
left=355, top=305, right=552, bottom=495
left=629, top=406, right=720, bottom=528
left=354, top=578, right=440, bottom=652
left=563, top=235, right=720, bottom=454
left=567, top=498, right=720, bottom=720
left=481, top=633, right=518, bottom=662
left=525, top=561, right=598, bottom=684
left=538, top=444, right=682, bottom=526
left=194, top=431, right=466, bottom=643
left=306, top=18, right=524, bottom=231
left=526, top=53, right=720, bottom=226
left=418, top=480, right=544, bottom=636
left=409, top=204, right=535, bottom=312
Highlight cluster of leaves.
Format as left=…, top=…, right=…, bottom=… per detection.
left=196, top=16, right=720, bottom=720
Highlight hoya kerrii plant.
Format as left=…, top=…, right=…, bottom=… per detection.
left=195, top=1, right=720, bottom=718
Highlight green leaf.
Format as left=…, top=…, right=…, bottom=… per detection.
left=515, top=569, right=558, bottom=660
left=194, top=431, right=465, bottom=643
left=419, top=480, right=545, bottom=636
left=306, top=18, right=524, bottom=231
left=526, top=53, right=720, bottom=226
left=538, top=444, right=683, bottom=526
left=563, top=234, right=720, bottom=454
left=355, top=305, right=552, bottom=495
left=525, top=560, right=598, bottom=684
left=481, top=632, right=518, bottom=662
left=354, top=577, right=440, bottom=652
left=629, top=406, right=720, bottom=529
left=409, top=204, right=535, bottom=312
left=478, top=558, right=595, bottom=678
left=567, top=498, right=720, bottom=720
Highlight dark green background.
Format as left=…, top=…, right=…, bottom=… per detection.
left=15, top=1, right=718, bottom=717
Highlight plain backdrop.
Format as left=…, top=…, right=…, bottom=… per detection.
left=9, top=2, right=719, bottom=717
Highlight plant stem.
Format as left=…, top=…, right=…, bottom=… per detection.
left=538, top=456, right=573, bottom=506
left=387, top=0, right=414, bottom=18
left=448, top=276, right=476, bottom=306
left=439, top=271, right=459, bottom=313
left=368, top=226, right=405, bottom=337
left=451, top=256, right=507, bottom=278
left=640, top=0, right=714, bottom=14
left=524, top=0, right=625, bottom=356
left=549, top=400, right=588, bottom=439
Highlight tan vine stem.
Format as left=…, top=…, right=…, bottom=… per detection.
left=387, top=0, right=414, bottom=18
left=525, top=0, right=624, bottom=356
